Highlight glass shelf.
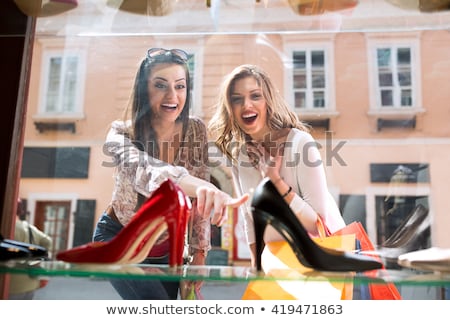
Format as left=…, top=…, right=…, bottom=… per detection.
left=1, top=260, right=449, bottom=287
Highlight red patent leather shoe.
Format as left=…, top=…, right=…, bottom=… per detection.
left=56, top=179, right=190, bottom=266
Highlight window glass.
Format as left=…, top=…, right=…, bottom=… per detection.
left=292, top=49, right=327, bottom=109
left=45, top=55, right=79, bottom=114
left=13, top=4, right=447, bottom=292
left=376, top=46, right=413, bottom=108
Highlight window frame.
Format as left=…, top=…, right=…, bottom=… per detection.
left=366, top=32, right=424, bottom=117
left=292, top=49, right=327, bottom=109
left=283, top=35, right=336, bottom=117
left=35, top=40, right=87, bottom=121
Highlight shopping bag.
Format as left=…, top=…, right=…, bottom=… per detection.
left=333, top=221, right=402, bottom=300
left=242, top=219, right=355, bottom=300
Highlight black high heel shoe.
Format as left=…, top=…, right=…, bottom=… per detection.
left=0, top=234, right=48, bottom=259
left=251, top=178, right=383, bottom=272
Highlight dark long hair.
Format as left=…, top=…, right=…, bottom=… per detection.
left=124, top=51, right=191, bottom=157
left=123, top=50, right=191, bottom=208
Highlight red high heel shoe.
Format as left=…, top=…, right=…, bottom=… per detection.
left=56, top=179, right=190, bottom=266
left=126, top=184, right=192, bottom=265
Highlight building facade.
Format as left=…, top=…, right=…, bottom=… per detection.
left=18, top=1, right=450, bottom=263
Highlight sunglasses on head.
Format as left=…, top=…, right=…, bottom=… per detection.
left=147, top=48, right=189, bottom=62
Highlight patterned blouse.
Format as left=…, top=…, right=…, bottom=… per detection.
left=104, top=116, right=211, bottom=251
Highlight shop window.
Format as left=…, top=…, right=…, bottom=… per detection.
left=369, top=162, right=431, bottom=248
left=375, top=195, right=430, bottom=247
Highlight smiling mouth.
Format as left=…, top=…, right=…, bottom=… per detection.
left=242, top=113, right=257, bottom=124
left=161, top=104, right=177, bottom=110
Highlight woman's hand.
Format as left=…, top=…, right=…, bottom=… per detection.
left=195, top=187, right=248, bottom=226
left=247, top=141, right=285, bottom=181
left=178, top=175, right=249, bottom=226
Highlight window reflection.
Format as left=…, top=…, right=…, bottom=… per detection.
left=15, top=4, right=450, bottom=285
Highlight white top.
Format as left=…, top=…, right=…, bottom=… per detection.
left=233, top=128, right=346, bottom=244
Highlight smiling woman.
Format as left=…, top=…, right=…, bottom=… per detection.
left=4, top=0, right=450, bottom=302
left=86, top=47, right=247, bottom=300
left=209, top=64, right=346, bottom=271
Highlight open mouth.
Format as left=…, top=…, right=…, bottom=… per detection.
left=242, top=112, right=257, bottom=124
left=161, top=103, right=177, bottom=111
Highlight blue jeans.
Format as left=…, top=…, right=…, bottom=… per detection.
left=93, top=213, right=180, bottom=300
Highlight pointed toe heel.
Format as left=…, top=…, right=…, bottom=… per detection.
left=56, top=179, right=190, bottom=267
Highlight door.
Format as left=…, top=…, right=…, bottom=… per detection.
left=34, top=201, right=71, bottom=258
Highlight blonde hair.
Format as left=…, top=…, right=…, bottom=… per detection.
left=208, top=64, right=309, bottom=162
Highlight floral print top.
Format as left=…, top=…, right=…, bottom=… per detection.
left=104, top=116, right=211, bottom=251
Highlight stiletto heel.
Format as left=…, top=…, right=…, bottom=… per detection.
left=251, top=178, right=383, bottom=272
left=176, top=193, right=192, bottom=265
left=56, top=179, right=190, bottom=266
left=126, top=184, right=190, bottom=266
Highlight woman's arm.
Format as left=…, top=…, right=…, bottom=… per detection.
left=248, top=132, right=322, bottom=235
left=106, top=120, right=248, bottom=224
left=105, top=121, right=190, bottom=194
left=179, top=174, right=248, bottom=225
left=289, top=131, right=344, bottom=234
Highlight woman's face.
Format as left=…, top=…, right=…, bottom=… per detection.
left=148, top=63, right=187, bottom=124
left=230, top=76, right=270, bottom=141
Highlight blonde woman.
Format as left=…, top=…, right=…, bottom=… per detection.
left=208, top=64, right=346, bottom=268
